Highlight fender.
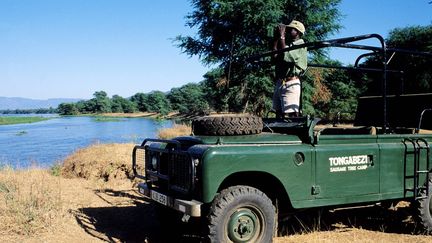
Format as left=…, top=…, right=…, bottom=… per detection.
left=201, top=143, right=314, bottom=208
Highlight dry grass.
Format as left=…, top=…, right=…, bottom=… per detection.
left=275, top=228, right=432, bottom=243
left=274, top=201, right=432, bottom=242
left=61, top=143, right=136, bottom=182
left=0, top=167, right=63, bottom=236
left=157, top=124, right=191, bottom=139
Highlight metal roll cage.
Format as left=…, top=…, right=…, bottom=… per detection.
left=247, top=33, right=432, bottom=134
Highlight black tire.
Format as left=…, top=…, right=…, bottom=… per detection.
left=192, top=115, right=263, bottom=136
left=414, top=180, right=432, bottom=233
left=207, top=186, right=277, bottom=243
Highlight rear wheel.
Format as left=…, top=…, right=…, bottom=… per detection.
left=207, top=186, right=276, bottom=242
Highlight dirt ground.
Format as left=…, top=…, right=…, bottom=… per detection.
left=2, top=174, right=432, bottom=243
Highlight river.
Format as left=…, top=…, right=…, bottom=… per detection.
left=0, top=115, right=173, bottom=168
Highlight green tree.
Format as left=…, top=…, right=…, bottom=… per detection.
left=75, top=100, right=94, bottom=114
left=176, top=0, right=342, bottom=114
left=57, top=103, right=79, bottom=115
left=386, top=25, right=432, bottom=94
left=313, top=67, right=362, bottom=120
left=111, top=95, right=124, bottom=113
left=91, top=91, right=112, bottom=113
left=146, top=91, right=172, bottom=115
left=111, top=95, right=137, bottom=113
left=201, top=68, right=230, bottom=112
left=362, top=25, right=432, bottom=95
left=122, top=99, right=137, bottom=113
left=130, top=93, right=149, bottom=112
left=168, top=83, right=209, bottom=114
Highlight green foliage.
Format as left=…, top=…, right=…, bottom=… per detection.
left=386, top=25, right=432, bottom=94
left=91, top=91, right=112, bottom=113
left=57, top=103, right=79, bottom=115
left=0, top=117, right=50, bottom=125
left=201, top=68, right=230, bottom=112
left=93, top=117, right=123, bottom=122
left=74, top=100, right=90, bottom=113
left=57, top=91, right=172, bottom=116
left=320, top=69, right=361, bottom=120
left=168, top=83, right=209, bottom=114
left=145, top=91, right=172, bottom=116
left=111, top=95, right=137, bottom=113
left=176, top=0, right=342, bottom=114
left=363, top=25, right=432, bottom=95
left=178, top=0, right=284, bottom=65
left=64, top=91, right=113, bottom=114
left=130, top=93, right=149, bottom=112
left=297, top=58, right=365, bottom=120
left=0, top=108, right=57, bottom=114
left=242, top=71, right=274, bottom=115
left=299, top=77, right=316, bottom=116
left=50, top=163, right=62, bottom=177
left=59, top=91, right=140, bottom=115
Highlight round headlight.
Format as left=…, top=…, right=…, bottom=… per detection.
left=151, top=156, right=158, bottom=170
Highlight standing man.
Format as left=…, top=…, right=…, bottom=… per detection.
left=272, top=20, right=307, bottom=118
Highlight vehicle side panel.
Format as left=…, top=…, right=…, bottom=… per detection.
left=378, top=136, right=409, bottom=198
left=201, top=144, right=314, bottom=206
left=200, top=134, right=432, bottom=209
left=378, top=134, right=432, bottom=199
left=314, top=135, right=379, bottom=199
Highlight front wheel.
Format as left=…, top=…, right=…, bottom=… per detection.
left=207, top=186, right=277, bottom=242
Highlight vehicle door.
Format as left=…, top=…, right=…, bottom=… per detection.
left=314, top=134, right=379, bottom=199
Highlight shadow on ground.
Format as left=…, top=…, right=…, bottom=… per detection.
left=71, top=188, right=205, bottom=243
left=72, top=188, right=424, bottom=242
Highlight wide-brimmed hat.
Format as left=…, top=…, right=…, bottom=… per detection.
left=286, top=20, right=305, bottom=35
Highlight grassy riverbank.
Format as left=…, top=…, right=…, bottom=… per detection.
left=0, top=116, right=51, bottom=125
left=1, top=125, right=431, bottom=242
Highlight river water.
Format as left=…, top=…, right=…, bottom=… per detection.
left=0, top=115, right=173, bottom=168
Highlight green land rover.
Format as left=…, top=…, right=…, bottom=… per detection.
left=132, top=34, right=432, bottom=242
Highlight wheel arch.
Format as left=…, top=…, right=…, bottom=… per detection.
left=217, top=171, right=293, bottom=211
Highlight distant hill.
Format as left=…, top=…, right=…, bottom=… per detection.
left=0, top=97, right=83, bottom=110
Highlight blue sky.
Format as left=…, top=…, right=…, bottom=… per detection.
left=0, top=0, right=431, bottom=100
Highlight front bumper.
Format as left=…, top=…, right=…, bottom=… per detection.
left=138, top=182, right=203, bottom=217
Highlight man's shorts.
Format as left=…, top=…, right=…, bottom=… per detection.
left=272, top=78, right=301, bottom=114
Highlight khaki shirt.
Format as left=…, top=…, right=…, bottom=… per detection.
left=275, top=39, right=308, bottom=80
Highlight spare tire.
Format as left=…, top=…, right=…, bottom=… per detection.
left=192, top=115, right=263, bottom=136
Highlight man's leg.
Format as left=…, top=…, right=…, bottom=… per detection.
left=272, top=80, right=283, bottom=118
left=281, top=79, right=301, bottom=118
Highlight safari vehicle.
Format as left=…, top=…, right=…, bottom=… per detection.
left=132, top=34, right=432, bottom=242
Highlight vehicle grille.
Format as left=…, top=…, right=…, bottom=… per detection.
left=169, top=153, right=192, bottom=192
left=145, top=149, right=194, bottom=195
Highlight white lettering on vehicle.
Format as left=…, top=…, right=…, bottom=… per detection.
left=328, top=155, right=371, bottom=173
